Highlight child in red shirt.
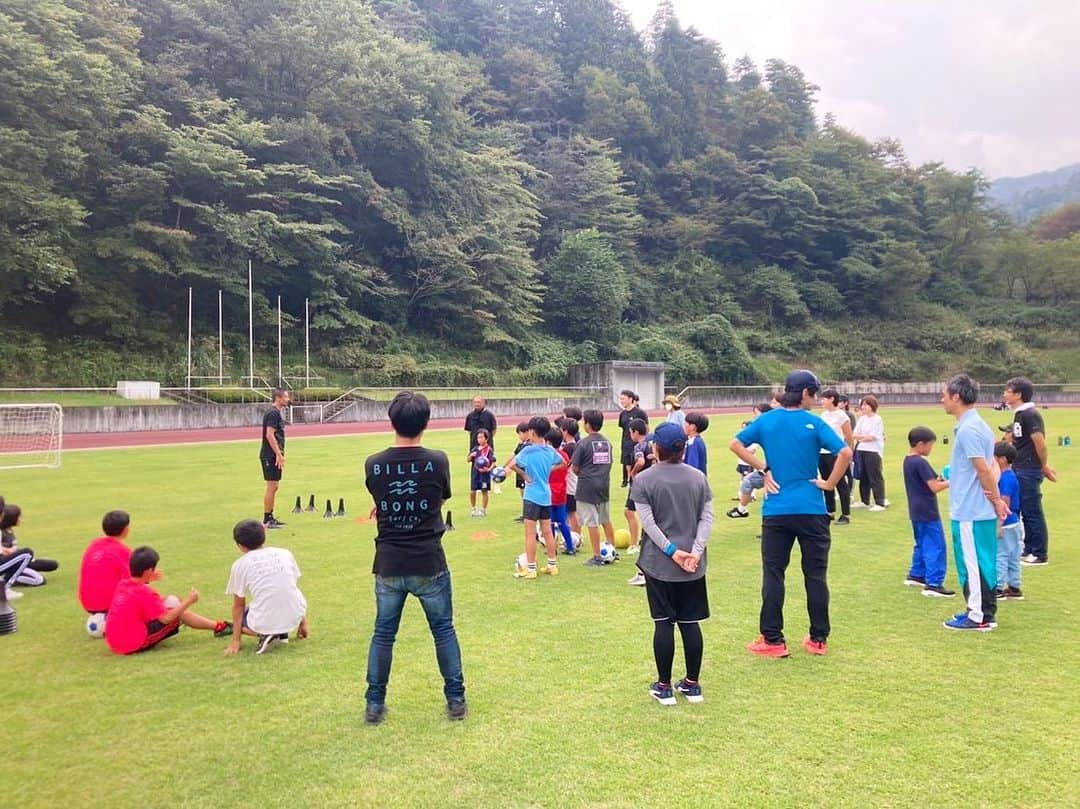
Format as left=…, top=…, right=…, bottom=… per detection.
left=79, top=510, right=134, bottom=616
left=106, top=545, right=231, bottom=655
left=546, top=428, right=576, bottom=554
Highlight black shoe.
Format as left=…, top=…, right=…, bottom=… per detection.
left=447, top=700, right=468, bottom=721
left=835, top=515, right=850, bottom=525
left=621, top=481, right=629, bottom=488
left=265, top=517, right=286, bottom=529
left=365, top=703, right=387, bottom=726
left=1000, top=587, right=1025, bottom=600
left=255, top=634, right=278, bottom=654
left=213, top=621, right=233, bottom=638
left=726, top=507, right=749, bottom=519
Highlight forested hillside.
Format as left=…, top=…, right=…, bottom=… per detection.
left=2, top=0, right=1078, bottom=386
left=990, top=163, right=1080, bottom=223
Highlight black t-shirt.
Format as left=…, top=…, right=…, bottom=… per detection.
left=364, top=446, right=452, bottom=577
left=464, top=408, right=497, bottom=448
left=260, top=408, right=285, bottom=458
left=618, top=406, right=649, bottom=446
left=1011, top=407, right=1045, bottom=470
left=903, top=455, right=940, bottom=523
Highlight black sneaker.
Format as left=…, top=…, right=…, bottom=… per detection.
left=583, top=556, right=606, bottom=567
left=922, top=584, right=956, bottom=598
left=726, top=507, right=749, bottom=519
left=447, top=700, right=468, bottom=721
left=255, top=634, right=278, bottom=655
left=835, top=515, right=850, bottom=526
left=266, top=517, right=286, bottom=529
left=365, top=703, right=387, bottom=726
left=1000, top=587, right=1025, bottom=600
left=903, top=575, right=926, bottom=587
left=213, top=621, right=233, bottom=638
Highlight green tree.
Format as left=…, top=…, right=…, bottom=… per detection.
left=543, top=229, right=627, bottom=349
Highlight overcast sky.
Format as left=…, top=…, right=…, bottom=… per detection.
left=622, top=0, right=1080, bottom=179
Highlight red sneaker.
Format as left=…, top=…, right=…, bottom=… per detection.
left=746, top=635, right=790, bottom=657
left=802, top=636, right=827, bottom=655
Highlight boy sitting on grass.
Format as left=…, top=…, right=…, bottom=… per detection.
left=225, top=519, right=309, bottom=656
left=106, top=546, right=231, bottom=655
left=79, top=510, right=134, bottom=619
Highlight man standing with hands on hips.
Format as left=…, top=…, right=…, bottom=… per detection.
left=730, top=370, right=852, bottom=658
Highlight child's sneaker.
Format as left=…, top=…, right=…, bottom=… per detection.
left=649, top=682, right=676, bottom=706
left=674, top=678, right=703, bottom=703
left=479, top=509, right=487, bottom=517
left=726, top=507, right=749, bottom=519
left=943, top=614, right=993, bottom=631
left=213, top=621, right=233, bottom=638
left=746, top=635, right=790, bottom=657
left=904, top=575, right=926, bottom=587
left=539, top=563, right=559, bottom=576
left=583, top=556, right=606, bottom=567
left=625, top=545, right=640, bottom=556
left=255, top=634, right=279, bottom=655
left=868, top=504, right=886, bottom=512
left=513, top=566, right=537, bottom=580
left=802, top=636, right=827, bottom=655
left=627, top=571, right=646, bottom=586
left=469, top=507, right=479, bottom=517
left=1000, top=586, right=1024, bottom=600
left=922, top=584, right=956, bottom=598
left=851, top=501, right=868, bottom=509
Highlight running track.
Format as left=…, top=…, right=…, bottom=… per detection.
left=65, top=408, right=749, bottom=450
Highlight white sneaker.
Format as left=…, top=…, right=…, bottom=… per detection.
left=5, top=587, right=22, bottom=600
left=625, top=545, right=640, bottom=556
left=627, top=572, right=646, bottom=586
left=868, top=505, right=887, bottom=512
left=882, top=500, right=891, bottom=508
left=479, top=509, right=487, bottom=517
left=851, top=501, right=868, bottom=509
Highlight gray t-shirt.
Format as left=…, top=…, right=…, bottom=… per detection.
left=571, top=432, right=614, bottom=504
left=632, top=462, right=712, bottom=582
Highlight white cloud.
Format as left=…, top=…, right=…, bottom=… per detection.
left=620, top=0, right=1080, bottom=177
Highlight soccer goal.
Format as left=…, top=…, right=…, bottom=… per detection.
left=0, top=404, right=63, bottom=470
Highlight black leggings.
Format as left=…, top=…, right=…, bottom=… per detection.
left=818, top=453, right=851, bottom=516
left=856, top=450, right=885, bottom=506
left=653, top=620, right=703, bottom=684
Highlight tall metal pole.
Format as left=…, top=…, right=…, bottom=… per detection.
left=277, top=295, right=282, bottom=386
left=218, top=289, right=223, bottom=385
left=186, top=286, right=192, bottom=391
left=305, top=297, right=310, bottom=388
left=247, top=259, right=254, bottom=388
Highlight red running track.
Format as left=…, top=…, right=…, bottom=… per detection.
left=64, top=408, right=751, bottom=451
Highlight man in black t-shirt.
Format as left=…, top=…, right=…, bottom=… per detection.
left=259, top=388, right=290, bottom=529
left=363, top=391, right=465, bottom=725
left=464, top=396, right=497, bottom=451
left=1003, top=377, right=1057, bottom=565
left=617, top=390, right=649, bottom=487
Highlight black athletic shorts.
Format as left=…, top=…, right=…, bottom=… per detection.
left=136, top=619, right=181, bottom=652
left=621, top=445, right=635, bottom=466
left=522, top=500, right=552, bottom=522
left=261, top=455, right=282, bottom=482
left=566, top=494, right=577, bottom=514
left=625, top=493, right=637, bottom=512
left=471, top=469, right=492, bottom=492
left=643, top=574, right=709, bottom=623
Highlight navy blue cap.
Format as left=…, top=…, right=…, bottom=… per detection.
left=784, top=369, right=821, bottom=394
left=646, top=422, right=687, bottom=452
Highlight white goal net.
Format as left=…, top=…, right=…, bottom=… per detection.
left=0, top=404, right=63, bottom=470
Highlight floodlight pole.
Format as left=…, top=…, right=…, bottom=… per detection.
left=305, top=297, right=310, bottom=388
left=218, top=288, right=224, bottom=385
left=277, top=295, right=283, bottom=386
left=186, top=286, right=192, bottom=391
left=247, top=259, right=254, bottom=388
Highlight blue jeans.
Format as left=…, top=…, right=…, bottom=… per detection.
left=1015, top=468, right=1048, bottom=560
left=365, top=571, right=465, bottom=706
left=996, top=522, right=1023, bottom=589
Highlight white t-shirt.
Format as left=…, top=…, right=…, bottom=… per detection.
left=819, top=409, right=850, bottom=454
left=854, top=413, right=885, bottom=455
left=226, top=546, right=307, bottom=635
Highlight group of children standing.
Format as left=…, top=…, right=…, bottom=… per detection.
left=73, top=509, right=308, bottom=655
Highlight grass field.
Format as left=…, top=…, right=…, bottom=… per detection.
left=5, top=408, right=1078, bottom=808
left=0, top=392, right=175, bottom=407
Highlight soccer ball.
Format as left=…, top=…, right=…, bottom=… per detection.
left=599, top=542, right=619, bottom=564
left=613, top=528, right=632, bottom=549
left=491, top=466, right=508, bottom=483
left=86, top=612, right=106, bottom=639
left=475, top=455, right=492, bottom=471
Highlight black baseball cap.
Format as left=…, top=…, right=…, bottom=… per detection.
left=784, top=369, right=821, bottom=395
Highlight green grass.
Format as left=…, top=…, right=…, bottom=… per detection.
left=0, top=392, right=175, bottom=407
left=6, top=408, right=1079, bottom=808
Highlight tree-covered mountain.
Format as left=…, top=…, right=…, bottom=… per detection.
left=1, top=0, right=1077, bottom=386
left=990, top=163, right=1080, bottom=223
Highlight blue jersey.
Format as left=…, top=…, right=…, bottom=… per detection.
left=998, top=468, right=1021, bottom=526
left=736, top=408, right=845, bottom=516
left=516, top=443, right=561, bottom=507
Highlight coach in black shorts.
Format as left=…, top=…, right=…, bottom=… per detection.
left=260, top=388, right=290, bottom=529
left=618, top=390, right=648, bottom=487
